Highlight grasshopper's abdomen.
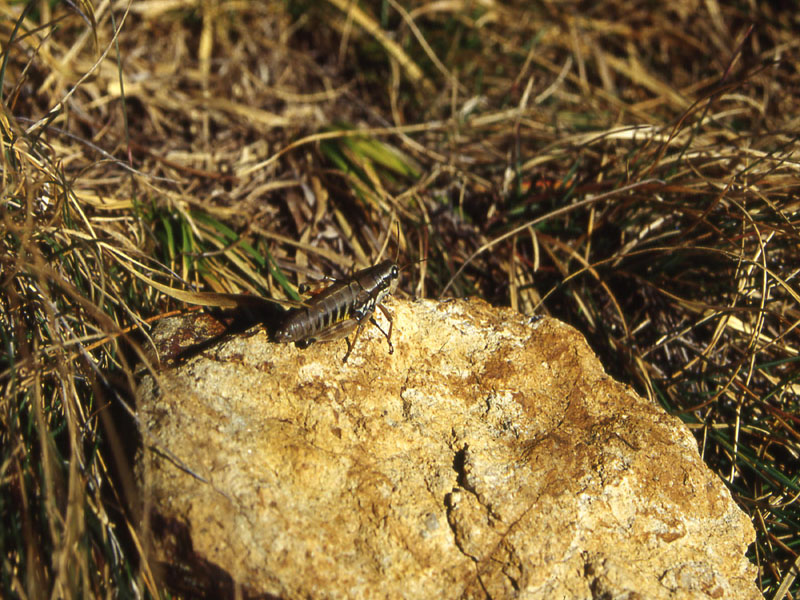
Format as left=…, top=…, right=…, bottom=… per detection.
left=273, top=281, right=358, bottom=343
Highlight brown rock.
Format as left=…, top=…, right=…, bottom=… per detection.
left=137, top=298, right=761, bottom=599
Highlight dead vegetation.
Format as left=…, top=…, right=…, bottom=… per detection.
left=1, top=1, right=798, bottom=597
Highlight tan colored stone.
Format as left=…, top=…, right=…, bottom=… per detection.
left=137, top=298, right=761, bottom=599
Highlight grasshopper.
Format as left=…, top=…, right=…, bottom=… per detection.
left=140, top=242, right=403, bottom=363
left=274, top=259, right=400, bottom=362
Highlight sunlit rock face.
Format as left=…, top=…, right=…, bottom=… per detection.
left=138, top=298, right=761, bottom=600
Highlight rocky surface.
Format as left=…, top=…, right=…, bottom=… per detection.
left=137, top=298, right=761, bottom=599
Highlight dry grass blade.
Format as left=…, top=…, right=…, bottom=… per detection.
left=325, top=0, right=434, bottom=95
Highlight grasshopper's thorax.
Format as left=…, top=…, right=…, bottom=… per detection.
left=362, top=259, right=400, bottom=305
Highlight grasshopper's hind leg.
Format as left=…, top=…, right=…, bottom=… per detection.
left=298, top=305, right=394, bottom=363
left=304, top=318, right=361, bottom=362
left=342, top=320, right=368, bottom=363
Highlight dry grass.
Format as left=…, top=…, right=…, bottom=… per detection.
left=1, top=1, right=798, bottom=597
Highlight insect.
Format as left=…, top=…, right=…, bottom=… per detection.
left=273, top=259, right=401, bottom=362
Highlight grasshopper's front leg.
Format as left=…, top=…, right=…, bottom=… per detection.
left=375, top=304, right=394, bottom=354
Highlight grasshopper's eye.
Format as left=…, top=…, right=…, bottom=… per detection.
left=391, top=265, right=399, bottom=278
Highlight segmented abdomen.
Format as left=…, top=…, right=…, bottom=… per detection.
left=274, top=282, right=361, bottom=343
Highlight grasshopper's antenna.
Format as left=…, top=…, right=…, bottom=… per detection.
left=394, top=218, right=401, bottom=265
left=376, top=211, right=399, bottom=263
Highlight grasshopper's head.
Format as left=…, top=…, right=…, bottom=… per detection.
left=374, top=260, right=400, bottom=302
